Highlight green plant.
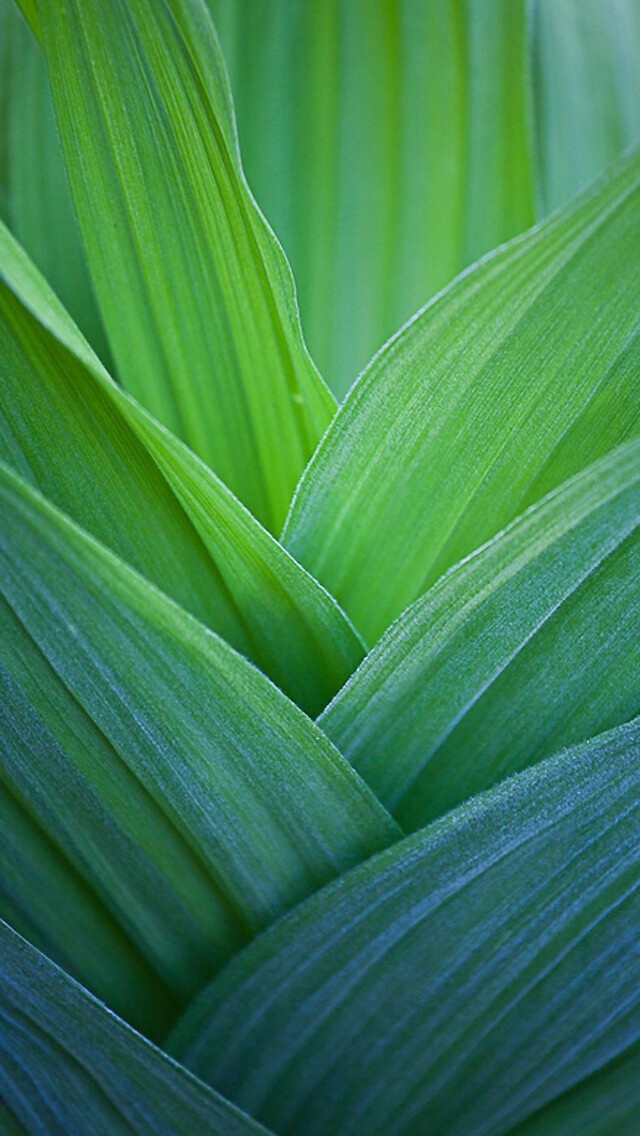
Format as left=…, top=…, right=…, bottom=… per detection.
left=0, top=1, right=639, bottom=1133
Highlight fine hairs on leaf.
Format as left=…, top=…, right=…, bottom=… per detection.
left=1, top=1, right=639, bottom=1134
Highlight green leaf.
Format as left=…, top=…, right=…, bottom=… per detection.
left=531, top=0, right=640, bottom=215
left=0, top=689, right=174, bottom=1038
left=0, top=219, right=363, bottom=716
left=319, top=439, right=640, bottom=828
left=0, top=919, right=273, bottom=1135
left=210, top=0, right=534, bottom=397
left=169, top=720, right=640, bottom=1136
left=0, top=1, right=108, bottom=362
left=509, top=1040, right=640, bottom=1136
left=282, top=150, right=640, bottom=642
left=36, top=0, right=335, bottom=532
left=0, top=1101, right=26, bottom=1136
left=0, top=463, right=399, bottom=1036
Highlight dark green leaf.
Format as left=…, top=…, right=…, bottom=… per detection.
left=0, top=0, right=108, bottom=360
left=170, top=720, right=640, bottom=1136
left=0, top=919, right=273, bottom=1135
left=0, top=464, right=398, bottom=1036
left=509, top=1040, right=640, bottom=1136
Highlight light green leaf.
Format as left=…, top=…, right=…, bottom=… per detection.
left=169, top=720, right=640, bottom=1136
left=320, top=439, right=640, bottom=828
left=211, top=0, right=534, bottom=397
left=0, top=463, right=398, bottom=1036
left=283, top=151, right=640, bottom=642
left=0, top=919, right=273, bottom=1135
left=0, top=1, right=107, bottom=361
left=0, top=219, right=363, bottom=716
left=36, top=0, right=335, bottom=532
left=531, top=0, right=640, bottom=215
left=509, top=1040, right=640, bottom=1136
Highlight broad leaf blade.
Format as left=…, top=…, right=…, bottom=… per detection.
left=509, top=1040, right=640, bottom=1136
left=170, top=720, right=640, bottom=1136
left=283, top=151, right=640, bottom=642
left=0, top=0, right=108, bottom=362
left=0, top=919, right=273, bottom=1135
left=0, top=704, right=171, bottom=1038
left=531, top=0, right=640, bottom=214
left=0, top=1103, right=25, bottom=1135
left=0, top=220, right=363, bottom=715
left=0, top=464, right=398, bottom=1034
left=320, top=440, right=640, bottom=828
left=37, top=0, right=335, bottom=531
left=211, top=0, right=534, bottom=397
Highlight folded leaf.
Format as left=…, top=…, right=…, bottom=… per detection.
left=531, top=0, right=640, bottom=214
left=509, top=1040, right=640, bottom=1136
left=37, top=0, right=335, bottom=531
left=0, top=464, right=398, bottom=1036
left=0, top=707, right=174, bottom=1038
left=0, top=919, right=273, bottom=1135
left=210, top=0, right=533, bottom=396
left=283, top=150, right=640, bottom=642
left=170, top=720, right=640, bottom=1136
left=0, top=0, right=108, bottom=361
left=0, top=220, right=363, bottom=716
left=320, top=440, right=640, bottom=828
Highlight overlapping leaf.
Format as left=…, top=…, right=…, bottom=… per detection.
left=0, top=919, right=273, bottom=1135
left=0, top=687, right=171, bottom=1037
left=320, top=439, right=640, bottom=828
left=35, top=0, right=335, bottom=532
left=283, top=151, right=640, bottom=641
left=510, top=1040, right=640, bottom=1136
left=0, top=463, right=398, bottom=1036
left=170, top=720, right=640, bottom=1136
left=6, top=2, right=639, bottom=401
left=0, top=220, right=363, bottom=715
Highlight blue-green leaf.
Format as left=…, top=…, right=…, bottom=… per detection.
left=509, top=1040, right=640, bottom=1136
left=170, top=720, right=640, bottom=1136
left=0, top=919, right=273, bottom=1135
left=0, top=463, right=398, bottom=1036
left=320, top=439, right=640, bottom=828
